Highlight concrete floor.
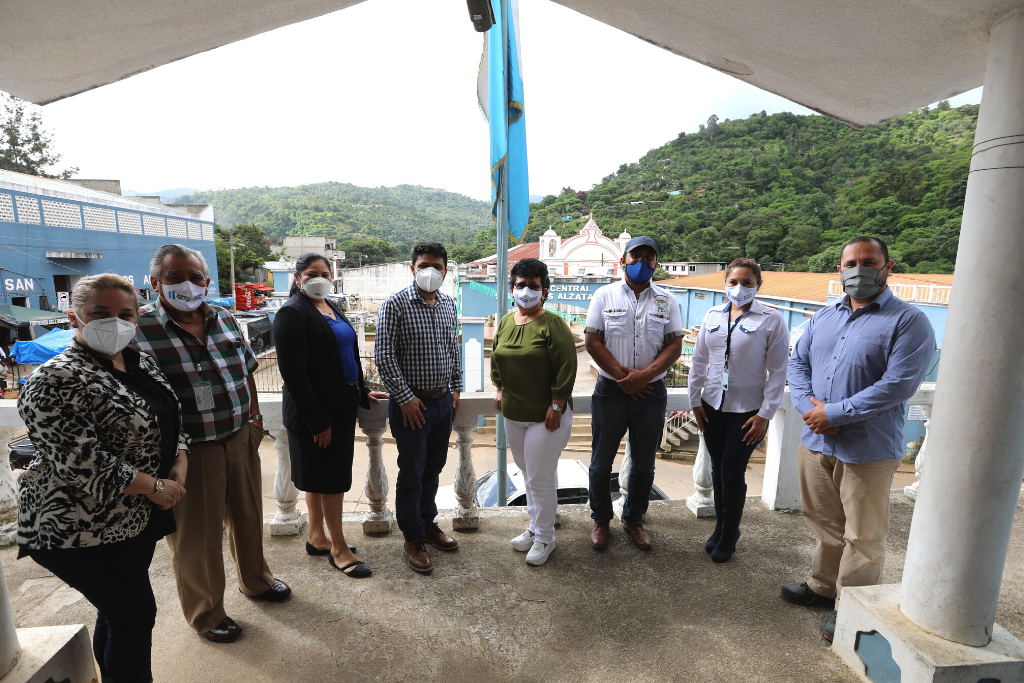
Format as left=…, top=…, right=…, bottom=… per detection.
left=7, top=478, right=1024, bottom=682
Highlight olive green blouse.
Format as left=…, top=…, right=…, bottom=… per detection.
left=490, top=310, right=577, bottom=422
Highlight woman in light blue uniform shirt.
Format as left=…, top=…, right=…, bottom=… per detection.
left=688, top=259, right=789, bottom=563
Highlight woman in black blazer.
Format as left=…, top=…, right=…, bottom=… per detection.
left=273, top=252, right=387, bottom=577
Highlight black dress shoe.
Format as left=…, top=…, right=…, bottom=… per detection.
left=821, top=609, right=838, bottom=643
left=306, top=541, right=357, bottom=556
left=244, top=578, right=291, bottom=602
left=329, top=554, right=372, bottom=578
left=781, top=582, right=835, bottom=608
left=200, top=616, right=242, bottom=643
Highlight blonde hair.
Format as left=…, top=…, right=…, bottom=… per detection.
left=71, top=273, right=139, bottom=315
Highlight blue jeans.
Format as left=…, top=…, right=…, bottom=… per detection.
left=389, top=392, right=453, bottom=542
left=589, top=378, right=668, bottom=525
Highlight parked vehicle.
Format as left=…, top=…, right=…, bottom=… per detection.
left=8, top=434, right=34, bottom=469
left=435, top=459, right=668, bottom=509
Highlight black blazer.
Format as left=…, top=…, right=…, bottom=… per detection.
left=273, top=293, right=371, bottom=435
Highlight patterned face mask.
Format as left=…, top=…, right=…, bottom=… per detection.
left=513, top=287, right=543, bottom=309
left=161, top=280, right=207, bottom=311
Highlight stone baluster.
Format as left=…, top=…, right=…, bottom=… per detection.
left=267, top=429, right=307, bottom=535
left=451, top=424, right=479, bottom=529
left=612, top=430, right=632, bottom=520
left=903, top=405, right=931, bottom=501
left=686, top=434, right=716, bottom=517
left=360, top=408, right=393, bottom=534
left=0, top=427, right=19, bottom=547
left=0, top=554, right=20, bottom=678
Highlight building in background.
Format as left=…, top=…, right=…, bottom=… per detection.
left=538, top=219, right=629, bottom=276
left=660, top=261, right=727, bottom=276
left=0, top=169, right=217, bottom=312
left=282, top=236, right=338, bottom=260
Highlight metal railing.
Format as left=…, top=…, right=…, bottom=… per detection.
left=253, top=351, right=386, bottom=394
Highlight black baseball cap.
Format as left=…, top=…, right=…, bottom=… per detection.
left=624, top=236, right=659, bottom=256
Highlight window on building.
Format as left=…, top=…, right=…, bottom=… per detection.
left=695, top=292, right=707, bottom=300
left=11, top=297, right=27, bottom=308
left=689, top=265, right=696, bottom=272
left=53, top=275, right=71, bottom=292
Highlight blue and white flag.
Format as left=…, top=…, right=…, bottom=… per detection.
left=477, top=0, right=529, bottom=240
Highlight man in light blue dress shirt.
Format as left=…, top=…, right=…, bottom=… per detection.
left=782, top=236, right=936, bottom=643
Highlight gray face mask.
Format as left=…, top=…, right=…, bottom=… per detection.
left=841, top=266, right=885, bottom=300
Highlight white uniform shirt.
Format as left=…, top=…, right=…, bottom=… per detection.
left=688, top=300, right=789, bottom=418
left=584, top=280, right=684, bottom=381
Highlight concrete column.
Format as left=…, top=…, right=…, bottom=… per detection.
left=267, top=429, right=306, bottom=535
left=760, top=391, right=803, bottom=512
left=901, top=8, right=1024, bottom=646
left=360, top=404, right=393, bottom=534
left=0, top=555, right=21, bottom=678
left=451, top=424, right=479, bottom=530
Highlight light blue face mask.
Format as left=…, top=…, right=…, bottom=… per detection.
left=625, top=260, right=655, bottom=283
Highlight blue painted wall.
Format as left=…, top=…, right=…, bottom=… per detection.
left=0, top=189, right=218, bottom=310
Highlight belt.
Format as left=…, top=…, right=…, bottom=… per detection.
left=410, top=387, right=448, bottom=398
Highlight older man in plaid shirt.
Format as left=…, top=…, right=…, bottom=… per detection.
left=135, top=244, right=288, bottom=644
left=376, top=241, right=463, bottom=574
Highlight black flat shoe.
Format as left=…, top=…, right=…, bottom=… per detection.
left=781, top=582, right=836, bottom=609
left=306, top=541, right=357, bottom=555
left=329, top=555, right=372, bottom=578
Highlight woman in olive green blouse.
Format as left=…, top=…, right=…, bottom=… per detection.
left=491, top=257, right=577, bottom=566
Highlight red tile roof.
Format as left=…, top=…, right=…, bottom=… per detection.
left=466, top=242, right=540, bottom=271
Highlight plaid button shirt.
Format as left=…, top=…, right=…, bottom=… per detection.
left=135, top=300, right=258, bottom=442
left=375, top=284, right=463, bottom=405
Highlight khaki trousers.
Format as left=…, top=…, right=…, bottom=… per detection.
left=798, top=444, right=899, bottom=601
left=166, top=423, right=275, bottom=633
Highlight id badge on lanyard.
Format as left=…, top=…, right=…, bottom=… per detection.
left=193, top=379, right=215, bottom=411
left=722, top=309, right=746, bottom=392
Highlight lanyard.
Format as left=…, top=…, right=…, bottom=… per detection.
left=723, top=305, right=750, bottom=371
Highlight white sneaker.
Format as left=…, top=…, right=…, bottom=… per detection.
left=526, top=539, right=556, bottom=566
left=511, top=530, right=535, bottom=552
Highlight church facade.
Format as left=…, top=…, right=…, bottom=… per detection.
left=539, top=219, right=631, bottom=277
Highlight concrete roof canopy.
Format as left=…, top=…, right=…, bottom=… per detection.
left=1, top=0, right=1022, bottom=125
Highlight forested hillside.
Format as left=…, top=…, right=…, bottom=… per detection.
left=527, top=103, right=976, bottom=273
left=173, top=182, right=492, bottom=253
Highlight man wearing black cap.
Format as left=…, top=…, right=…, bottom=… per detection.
left=584, top=236, right=683, bottom=550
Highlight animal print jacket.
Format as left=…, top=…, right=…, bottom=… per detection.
left=16, top=339, right=190, bottom=549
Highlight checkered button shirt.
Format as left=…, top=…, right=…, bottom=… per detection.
left=135, top=300, right=258, bottom=442
left=375, top=284, right=463, bottom=405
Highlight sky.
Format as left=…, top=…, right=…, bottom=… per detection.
left=38, top=0, right=983, bottom=203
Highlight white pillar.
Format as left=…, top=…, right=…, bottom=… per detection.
left=685, top=434, right=715, bottom=517
left=612, top=430, right=632, bottom=520
left=267, top=429, right=307, bottom=535
left=360, top=409, right=393, bottom=534
left=901, top=8, right=1024, bottom=646
left=451, top=424, right=479, bottom=529
left=760, top=393, right=803, bottom=512
left=0, top=555, right=20, bottom=678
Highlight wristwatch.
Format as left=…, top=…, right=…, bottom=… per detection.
left=147, top=479, right=165, bottom=497
left=550, top=403, right=562, bottom=412
left=249, top=413, right=264, bottom=422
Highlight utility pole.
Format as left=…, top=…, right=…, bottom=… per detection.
left=229, top=230, right=236, bottom=311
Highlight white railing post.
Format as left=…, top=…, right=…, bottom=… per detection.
left=360, top=403, right=393, bottom=534
left=904, top=405, right=931, bottom=501
left=612, top=430, right=632, bottom=520
left=452, top=423, right=479, bottom=529
left=267, top=429, right=307, bottom=535
left=686, top=433, right=716, bottom=517
left=0, top=427, right=18, bottom=547
left=761, top=391, right=804, bottom=512
left=0, top=555, right=20, bottom=678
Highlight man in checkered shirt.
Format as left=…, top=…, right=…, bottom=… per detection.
left=375, top=241, right=463, bottom=574
left=135, top=244, right=289, bottom=644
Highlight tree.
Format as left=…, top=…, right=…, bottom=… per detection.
left=706, top=114, right=720, bottom=144
left=0, top=95, right=79, bottom=179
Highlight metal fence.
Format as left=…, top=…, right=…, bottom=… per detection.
left=252, top=350, right=386, bottom=393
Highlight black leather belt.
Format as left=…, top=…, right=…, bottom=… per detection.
left=410, top=387, right=448, bottom=398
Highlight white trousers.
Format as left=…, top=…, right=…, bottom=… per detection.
left=504, top=408, right=574, bottom=545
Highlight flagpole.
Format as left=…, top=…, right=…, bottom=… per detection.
left=494, top=0, right=510, bottom=508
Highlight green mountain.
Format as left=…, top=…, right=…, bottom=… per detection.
left=173, top=182, right=492, bottom=253
left=526, top=103, right=976, bottom=273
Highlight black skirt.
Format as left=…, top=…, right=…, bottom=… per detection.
left=289, top=384, right=360, bottom=494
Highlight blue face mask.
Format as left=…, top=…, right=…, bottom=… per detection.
left=625, top=259, right=655, bottom=283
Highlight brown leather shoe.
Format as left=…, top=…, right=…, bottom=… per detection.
left=405, top=539, right=433, bottom=573
left=591, top=522, right=610, bottom=549
left=423, top=523, right=459, bottom=551
left=622, top=521, right=653, bottom=550
left=244, top=578, right=291, bottom=602
left=200, top=616, right=242, bottom=643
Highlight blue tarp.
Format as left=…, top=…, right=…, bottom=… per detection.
left=206, top=297, right=234, bottom=308
left=11, top=328, right=74, bottom=364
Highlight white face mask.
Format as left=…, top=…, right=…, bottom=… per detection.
left=161, top=280, right=207, bottom=311
left=513, top=287, right=543, bottom=309
left=414, top=267, right=444, bottom=293
left=80, top=317, right=137, bottom=356
left=725, top=284, right=757, bottom=308
left=301, top=277, right=333, bottom=300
